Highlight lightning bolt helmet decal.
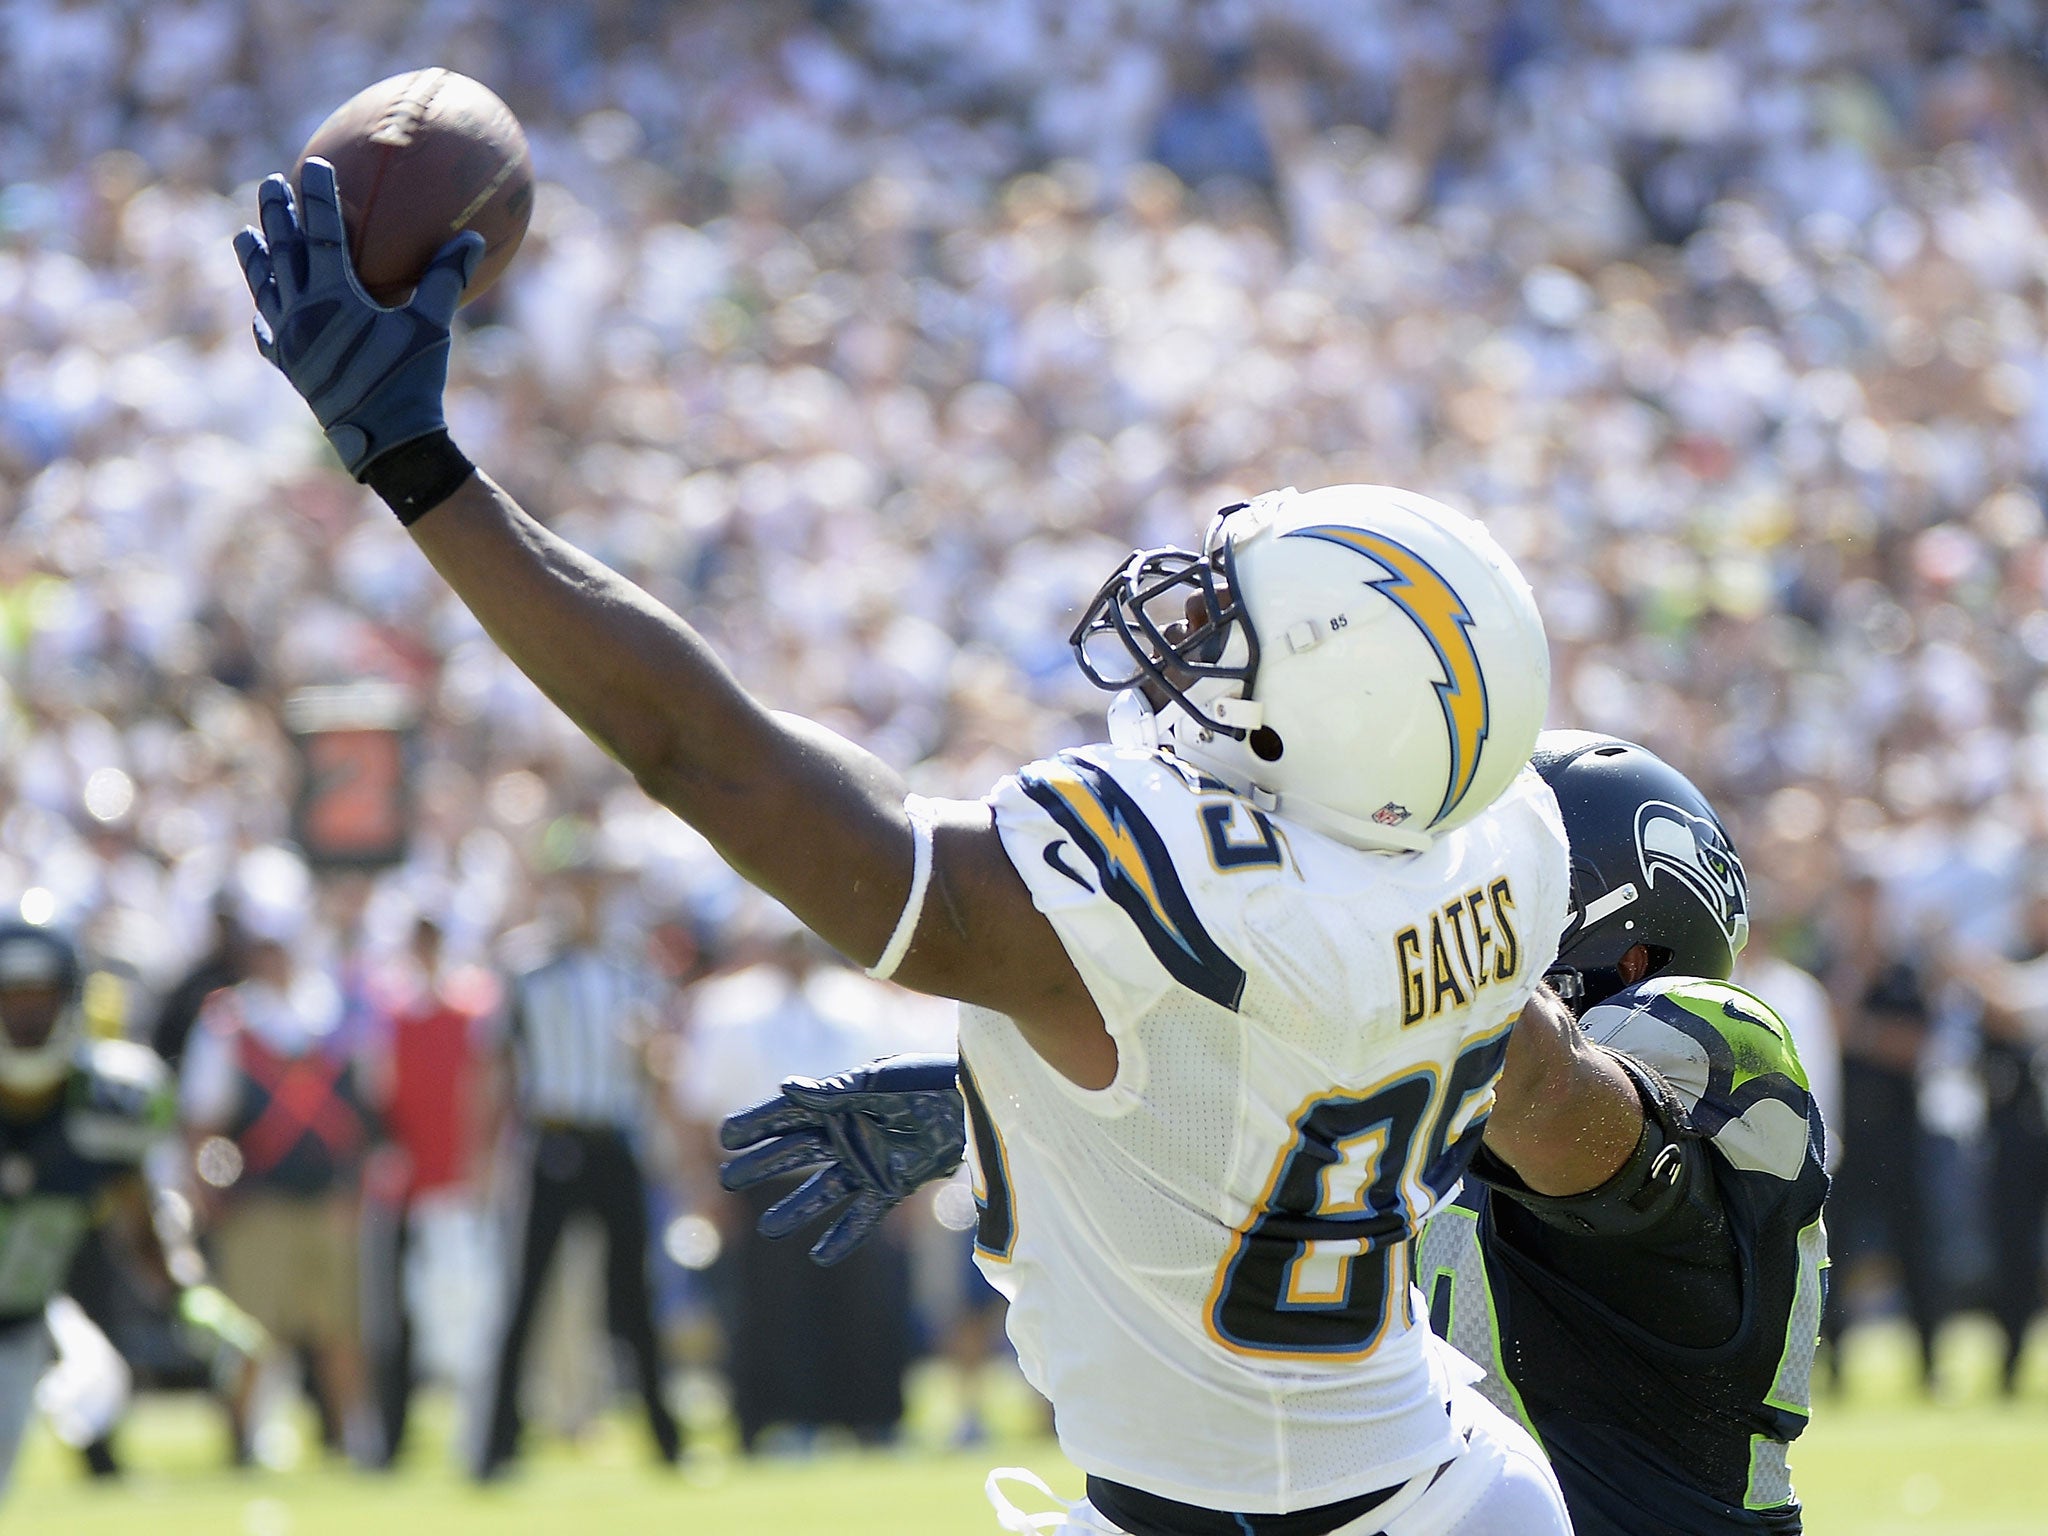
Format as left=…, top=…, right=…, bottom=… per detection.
left=1283, top=525, right=1492, bottom=828
left=1061, top=484, right=1548, bottom=855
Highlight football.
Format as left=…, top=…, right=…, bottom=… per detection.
left=294, top=68, right=534, bottom=307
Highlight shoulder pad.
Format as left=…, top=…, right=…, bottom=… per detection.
left=999, top=745, right=1272, bottom=1012
left=78, top=1038, right=173, bottom=1107
left=1582, top=977, right=1812, bottom=1180
left=1603, top=1045, right=1694, bottom=1141
left=1051, top=744, right=1238, bottom=800
left=68, top=1039, right=176, bottom=1162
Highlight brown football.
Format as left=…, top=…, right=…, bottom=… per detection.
left=295, top=68, right=534, bottom=307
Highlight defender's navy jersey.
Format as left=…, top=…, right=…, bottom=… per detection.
left=0, top=1040, right=172, bottom=1321
left=1417, top=978, right=1828, bottom=1535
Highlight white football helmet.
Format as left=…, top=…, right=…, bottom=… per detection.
left=0, top=922, right=84, bottom=1094
left=1074, top=484, right=1549, bottom=852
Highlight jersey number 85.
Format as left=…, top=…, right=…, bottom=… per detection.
left=1205, top=1030, right=1508, bottom=1359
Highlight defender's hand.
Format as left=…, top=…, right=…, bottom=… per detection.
left=719, top=1054, right=966, bottom=1266
left=234, top=158, right=483, bottom=478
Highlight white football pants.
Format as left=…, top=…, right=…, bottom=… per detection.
left=1362, top=1382, right=1570, bottom=1536
left=36, top=1295, right=133, bottom=1453
left=988, top=1381, right=1569, bottom=1536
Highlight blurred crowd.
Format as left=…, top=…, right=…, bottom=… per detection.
left=4, top=0, right=2048, bottom=1462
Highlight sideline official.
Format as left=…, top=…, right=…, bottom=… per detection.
left=471, top=850, right=680, bottom=1480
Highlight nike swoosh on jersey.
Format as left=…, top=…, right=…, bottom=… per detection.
left=1043, top=840, right=1094, bottom=891
left=1021, top=755, right=1247, bottom=1010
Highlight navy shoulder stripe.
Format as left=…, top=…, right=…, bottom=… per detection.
left=1020, top=755, right=1246, bottom=1010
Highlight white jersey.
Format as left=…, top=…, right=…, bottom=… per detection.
left=957, top=744, right=1570, bottom=1513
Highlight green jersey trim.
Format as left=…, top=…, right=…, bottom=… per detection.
left=1763, top=1215, right=1828, bottom=1419
left=1744, top=1434, right=1795, bottom=1510
left=1420, top=1199, right=1544, bottom=1451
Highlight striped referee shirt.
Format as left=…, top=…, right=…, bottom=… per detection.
left=507, top=947, right=661, bottom=1132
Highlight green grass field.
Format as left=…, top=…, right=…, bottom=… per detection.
left=13, top=1318, right=2048, bottom=1534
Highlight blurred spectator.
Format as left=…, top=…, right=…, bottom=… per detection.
left=681, top=923, right=943, bottom=1451
left=1820, top=872, right=1945, bottom=1385
left=933, top=1232, right=1021, bottom=1449
left=179, top=919, right=375, bottom=1462
left=1150, top=46, right=1273, bottom=190
left=359, top=911, right=501, bottom=1466
left=149, top=900, right=247, bottom=1070
left=470, top=855, right=679, bottom=1481
left=1961, top=877, right=2048, bottom=1394
left=1737, top=906, right=1843, bottom=1173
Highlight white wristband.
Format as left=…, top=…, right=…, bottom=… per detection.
left=866, top=795, right=937, bottom=982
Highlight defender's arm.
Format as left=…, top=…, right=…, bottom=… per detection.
left=1477, top=990, right=1741, bottom=1341
left=1483, top=986, right=1642, bottom=1196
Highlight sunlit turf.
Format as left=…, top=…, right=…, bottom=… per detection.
left=11, top=1317, right=2048, bottom=1534
left=1794, top=1314, right=2048, bottom=1536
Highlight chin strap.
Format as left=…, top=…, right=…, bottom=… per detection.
left=1545, top=964, right=1634, bottom=1017
left=1105, top=688, right=1162, bottom=751
left=1545, top=967, right=1585, bottom=1002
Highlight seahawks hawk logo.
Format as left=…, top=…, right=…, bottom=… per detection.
left=1635, top=800, right=1749, bottom=952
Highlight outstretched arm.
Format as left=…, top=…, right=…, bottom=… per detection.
left=406, top=475, right=916, bottom=961
left=236, top=162, right=1109, bottom=1081
left=405, top=419, right=1104, bottom=1076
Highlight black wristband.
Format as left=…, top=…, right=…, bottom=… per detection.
left=362, top=431, right=476, bottom=526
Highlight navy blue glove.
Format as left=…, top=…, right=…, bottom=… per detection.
left=720, top=1054, right=966, bottom=1266
left=234, top=158, right=483, bottom=478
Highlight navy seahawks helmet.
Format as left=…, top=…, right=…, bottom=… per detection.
left=0, top=921, right=83, bottom=1093
left=1533, top=732, right=1749, bottom=1012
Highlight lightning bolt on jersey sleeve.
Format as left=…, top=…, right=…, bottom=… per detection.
left=998, top=747, right=1252, bottom=1025
left=959, top=747, right=1572, bottom=1514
